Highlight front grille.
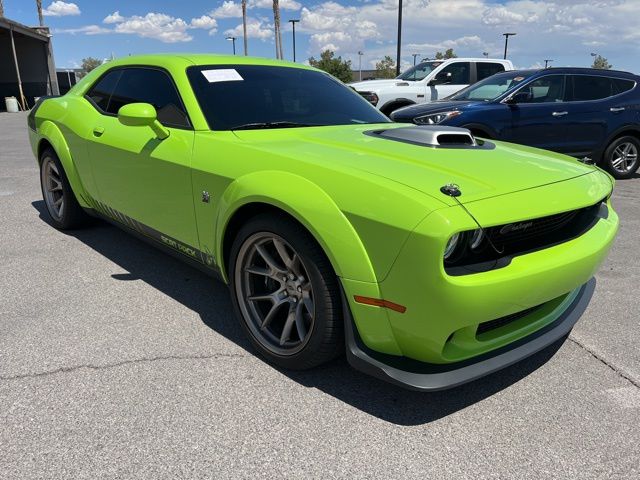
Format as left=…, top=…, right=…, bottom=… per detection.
left=476, top=305, right=542, bottom=336
left=445, top=199, right=606, bottom=275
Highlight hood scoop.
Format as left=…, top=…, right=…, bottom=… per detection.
left=366, top=126, right=488, bottom=149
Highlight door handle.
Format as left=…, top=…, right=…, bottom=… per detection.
left=610, top=107, right=626, bottom=112
left=552, top=111, right=568, bottom=117
left=92, top=126, right=105, bottom=137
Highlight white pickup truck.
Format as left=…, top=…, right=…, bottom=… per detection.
left=350, top=57, right=514, bottom=116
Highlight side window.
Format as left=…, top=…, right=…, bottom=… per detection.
left=611, top=78, right=635, bottom=95
left=476, top=62, right=505, bottom=81
left=569, top=75, right=612, bottom=101
left=517, top=76, right=566, bottom=103
left=107, top=68, right=190, bottom=128
left=438, top=62, right=471, bottom=85
left=85, top=70, right=122, bottom=111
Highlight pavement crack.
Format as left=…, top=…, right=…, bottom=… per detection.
left=0, top=352, right=249, bottom=381
left=569, top=336, right=640, bottom=388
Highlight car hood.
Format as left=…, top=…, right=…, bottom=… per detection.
left=392, top=100, right=480, bottom=119
left=349, top=79, right=417, bottom=91
left=231, top=124, right=598, bottom=207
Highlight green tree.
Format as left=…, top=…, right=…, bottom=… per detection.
left=591, top=54, right=612, bottom=70
left=434, top=48, right=457, bottom=60
left=375, top=55, right=396, bottom=79
left=308, top=50, right=353, bottom=83
left=78, top=57, right=103, bottom=78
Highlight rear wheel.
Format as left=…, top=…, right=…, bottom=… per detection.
left=602, top=136, right=640, bottom=179
left=229, top=213, right=343, bottom=370
left=39, top=148, right=88, bottom=229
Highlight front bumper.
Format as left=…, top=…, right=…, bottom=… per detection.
left=345, top=279, right=594, bottom=391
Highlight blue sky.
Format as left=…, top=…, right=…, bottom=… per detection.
left=4, top=1, right=639, bottom=72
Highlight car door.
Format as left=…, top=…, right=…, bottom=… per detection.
left=503, top=74, right=571, bottom=152
left=85, top=67, right=199, bottom=250
left=561, top=75, right=637, bottom=158
left=428, top=62, right=471, bottom=101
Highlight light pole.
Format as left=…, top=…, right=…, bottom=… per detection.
left=396, top=0, right=403, bottom=76
left=412, top=53, right=420, bottom=66
left=482, top=52, right=489, bottom=58
left=502, top=32, right=516, bottom=59
left=226, top=36, right=237, bottom=55
left=358, top=51, right=364, bottom=81
left=544, top=59, right=553, bottom=68
left=288, top=19, right=299, bottom=62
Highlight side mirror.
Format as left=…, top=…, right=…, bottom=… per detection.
left=118, top=103, right=169, bottom=140
left=428, top=71, right=452, bottom=86
left=506, top=91, right=533, bottom=105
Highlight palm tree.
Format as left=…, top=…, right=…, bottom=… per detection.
left=0, top=0, right=5, bottom=18
left=36, top=0, right=44, bottom=26
left=242, top=0, right=248, bottom=56
left=272, top=0, right=283, bottom=59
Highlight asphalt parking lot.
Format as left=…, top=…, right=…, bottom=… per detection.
left=1, top=111, right=639, bottom=479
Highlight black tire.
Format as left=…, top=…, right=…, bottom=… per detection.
left=229, top=212, right=343, bottom=370
left=601, top=135, right=640, bottom=179
left=39, top=148, right=88, bottom=229
left=381, top=103, right=411, bottom=118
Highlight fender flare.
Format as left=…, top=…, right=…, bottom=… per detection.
left=37, top=120, right=91, bottom=208
left=461, top=123, right=498, bottom=139
left=214, top=170, right=377, bottom=284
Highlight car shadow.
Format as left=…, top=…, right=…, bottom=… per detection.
left=32, top=200, right=568, bottom=426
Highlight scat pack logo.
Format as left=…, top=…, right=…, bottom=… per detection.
left=160, top=235, right=197, bottom=258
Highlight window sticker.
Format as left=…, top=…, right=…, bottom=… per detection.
left=513, top=76, right=525, bottom=82
left=201, top=69, right=244, bottom=83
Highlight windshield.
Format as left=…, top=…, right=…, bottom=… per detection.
left=448, top=71, right=535, bottom=101
left=397, top=61, right=443, bottom=81
left=187, top=65, right=389, bottom=130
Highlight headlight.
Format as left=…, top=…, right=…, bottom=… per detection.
left=359, top=91, right=379, bottom=106
left=414, top=110, right=462, bottom=125
left=444, top=233, right=461, bottom=260
left=469, top=229, right=484, bottom=250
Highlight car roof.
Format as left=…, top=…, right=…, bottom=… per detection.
left=100, top=53, right=313, bottom=71
left=510, top=67, right=638, bottom=79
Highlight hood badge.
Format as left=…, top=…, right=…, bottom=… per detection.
left=500, top=221, right=533, bottom=235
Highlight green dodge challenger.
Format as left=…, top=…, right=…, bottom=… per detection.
left=28, top=54, right=618, bottom=390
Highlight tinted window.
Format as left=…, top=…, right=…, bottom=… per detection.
left=106, top=68, right=190, bottom=128
left=449, top=71, right=533, bottom=101
left=569, top=75, right=613, bottom=101
left=397, top=61, right=441, bottom=81
left=187, top=65, right=389, bottom=131
left=86, top=70, right=122, bottom=111
left=476, top=62, right=505, bottom=81
left=517, top=75, right=566, bottom=103
left=611, top=78, right=635, bottom=95
left=437, top=62, right=471, bottom=85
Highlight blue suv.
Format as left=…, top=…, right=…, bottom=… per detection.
left=391, top=67, right=640, bottom=179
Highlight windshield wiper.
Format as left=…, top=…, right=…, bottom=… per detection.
left=231, top=121, right=320, bottom=130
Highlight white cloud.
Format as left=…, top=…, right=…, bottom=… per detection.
left=43, top=1, right=80, bottom=17
left=54, top=25, right=110, bottom=35
left=190, top=14, right=218, bottom=35
left=112, top=13, right=193, bottom=43
left=210, top=1, right=243, bottom=18
left=225, top=18, right=273, bottom=40
left=103, top=11, right=124, bottom=24
left=250, top=0, right=302, bottom=10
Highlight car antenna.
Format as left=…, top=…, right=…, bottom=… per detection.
left=440, top=184, right=504, bottom=255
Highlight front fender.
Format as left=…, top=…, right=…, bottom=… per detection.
left=36, top=120, right=91, bottom=208
left=215, top=170, right=378, bottom=284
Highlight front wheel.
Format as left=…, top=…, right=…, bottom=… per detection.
left=602, top=136, right=640, bottom=179
left=229, top=213, right=343, bottom=370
